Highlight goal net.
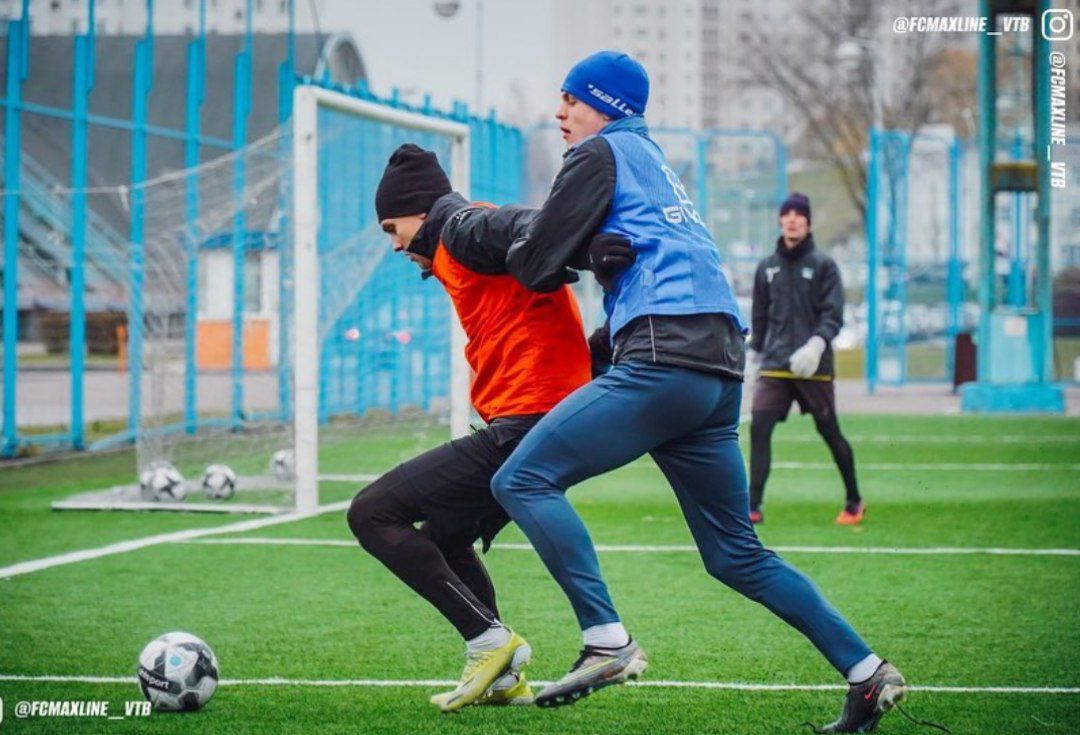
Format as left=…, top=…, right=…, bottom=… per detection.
left=53, top=85, right=471, bottom=515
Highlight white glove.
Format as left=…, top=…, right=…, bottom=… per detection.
left=789, top=336, right=827, bottom=378
left=745, top=350, right=761, bottom=386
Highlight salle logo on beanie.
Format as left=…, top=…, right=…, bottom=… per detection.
left=586, top=83, right=637, bottom=117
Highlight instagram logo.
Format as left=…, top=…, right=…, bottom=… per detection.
left=1042, top=9, right=1073, bottom=41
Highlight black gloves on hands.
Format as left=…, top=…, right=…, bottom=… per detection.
left=587, top=234, right=636, bottom=292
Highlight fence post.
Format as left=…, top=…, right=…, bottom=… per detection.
left=2, top=17, right=28, bottom=456
left=70, top=26, right=95, bottom=450
left=277, top=0, right=296, bottom=423
left=183, top=6, right=206, bottom=435
left=946, top=137, right=964, bottom=381
left=230, top=0, right=253, bottom=430
left=865, top=127, right=880, bottom=394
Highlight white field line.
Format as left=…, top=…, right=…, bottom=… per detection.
left=775, top=434, right=1080, bottom=445
left=725, top=462, right=1077, bottom=472
left=309, top=461, right=1080, bottom=485
left=182, top=536, right=1080, bottom=557
left=0, top=501, right=351, bottom=580
left=317, top=473, right=380, bottom=483
left=0, top=673, right=1075, bottom=695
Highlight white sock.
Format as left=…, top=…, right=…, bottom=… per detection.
left=846, top=653, right=883, bottom=683
left=466, top=624, right=510, bottom=654
left=582, top=622, right=630, bottom=650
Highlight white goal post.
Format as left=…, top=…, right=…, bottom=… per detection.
left=291, top=85, right=473, bottom=515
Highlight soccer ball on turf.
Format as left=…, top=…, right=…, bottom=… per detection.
left=137, top=631, right=219, bottom=712
left=269, top=448, right=295, bottom=480
left=201, top=464, right=237, bottom=500
left=139, top=463, right=187, bottom=502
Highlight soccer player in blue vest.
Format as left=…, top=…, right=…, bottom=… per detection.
left=492, top=51, right=907, bottom=731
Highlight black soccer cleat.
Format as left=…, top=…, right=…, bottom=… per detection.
left=534, top=639, right=648, bottom=708
left=814, top=661, right=907, bottom=733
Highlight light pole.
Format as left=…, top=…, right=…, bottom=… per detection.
left=434, top=0, right=484, bottom=113
left=836, top=35, right=885, bottom=391
left=836, top=37, right=883, bottom=133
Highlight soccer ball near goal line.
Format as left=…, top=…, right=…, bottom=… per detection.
left=201, top=464, right=237, bottom=500
left=270, top=449, right=295, bottom=481
left=137, top=631, right=219, bottom=711
left=139, top=463, right=187, bottom=502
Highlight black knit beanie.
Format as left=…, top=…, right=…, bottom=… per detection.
left=779, top=191, right=811, bottom=224
left=375, top=144, right=452, bottom=221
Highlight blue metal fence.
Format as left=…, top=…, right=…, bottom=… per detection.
left=865, top=129, right=971, bottom=390
left=0, top=0, right=523, bottom=456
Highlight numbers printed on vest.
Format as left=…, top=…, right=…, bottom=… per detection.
left=661, top=165, right=704, bottom=226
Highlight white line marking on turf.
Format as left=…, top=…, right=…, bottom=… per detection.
left=634, top=461, right=1080, bottom=472
left=317, top=473, right=380, bottom=483
left=0, top=673, right=1076, bottom=695
left=182, top=536, right=1080, bottom=557
left=777, top=434, right=1080, bottom=445
left=0, top=501, right=351, bottom=580
left=311, top=461, right=1080, bottom=486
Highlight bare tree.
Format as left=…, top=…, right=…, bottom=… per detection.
left=741, top=0, right=975, bottom=223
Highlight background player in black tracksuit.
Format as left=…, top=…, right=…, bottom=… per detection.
left=746, top=193, right=864, bottom=525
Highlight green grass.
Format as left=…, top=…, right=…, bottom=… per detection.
left=1, top=415, right=1079, bottom=733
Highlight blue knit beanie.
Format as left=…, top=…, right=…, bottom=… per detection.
left=779, top=192, right=811, bottom=224
left=561, top=51, right=649, bottom=119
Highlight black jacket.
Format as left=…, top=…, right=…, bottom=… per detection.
left=411, top=192, right=537, bottom=274
left=749, top=235, right=844, bottom=378
left=505, top=134, right=745, bottom=380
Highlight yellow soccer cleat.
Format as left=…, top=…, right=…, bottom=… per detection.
left=475, top=672, right=535, bottom=706
left=429, top=630, right=532, bottom=713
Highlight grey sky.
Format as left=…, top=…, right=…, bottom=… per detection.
left=317, top=0, right=559, bottom=125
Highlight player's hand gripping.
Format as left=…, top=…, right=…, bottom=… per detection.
left=588, top=234, right=636, bottom=292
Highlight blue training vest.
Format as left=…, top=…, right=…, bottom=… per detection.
left=593, top=117, right=745, bottom=339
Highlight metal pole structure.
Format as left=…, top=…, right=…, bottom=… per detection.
left=183, top=0, right=206, bottom=435
left=868, top=40, right=884, bottom=390
left=128, top=1, right=155, bottom=440
left=230, top=0, right=253, bottom=430
left=1007, top=132, right=1026, bottom=306
left=291, top=86, right=319, bottom=516
left=896, top=134, right=911, bottom=382
left=70, top=1, right=96, bottom=451
left=277, top=0, right=296, bottom=422
left=975, top=0, right=996, bottom=383
left=1032, top=8, right=1052, bottom=384
left=946, top=137, right=963, bottom=381
left=865, top=127, right=880, bottom=394
left=2, top=10, right=28, bottom=456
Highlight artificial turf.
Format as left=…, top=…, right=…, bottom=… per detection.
left=1, top=414, right=1077, bottom=733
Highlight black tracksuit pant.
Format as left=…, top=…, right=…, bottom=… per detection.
left=346, top=416, right=539, bottom=641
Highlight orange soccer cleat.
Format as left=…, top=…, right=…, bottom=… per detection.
left=835, top=502, right=865, bottom=525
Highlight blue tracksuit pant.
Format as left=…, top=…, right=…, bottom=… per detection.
left=491, top=360, right=872, bottom=676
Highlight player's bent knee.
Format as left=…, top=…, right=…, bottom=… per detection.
left=703, top=557, right=743, bottom=588
left=346, top=480, right=388, bottom=543
left=702, top=549, right=773, bottom=592
left=345, top=492, right=373, bottom=542
left=489, top=464, right=518, bottom=507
